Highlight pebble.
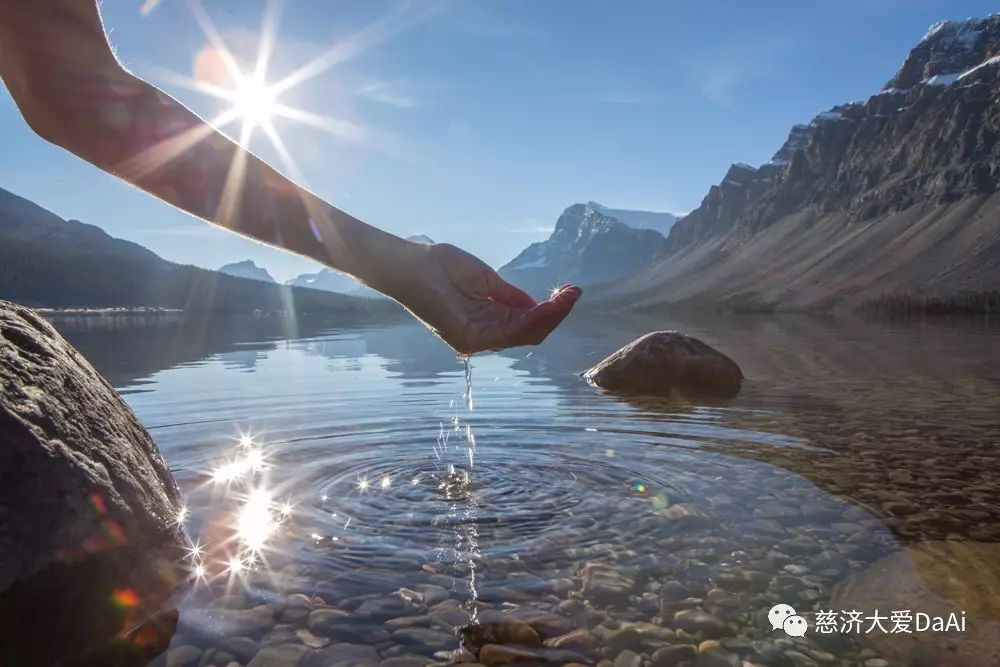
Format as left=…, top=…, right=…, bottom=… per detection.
left=379, top=656, right=430, bottom=667
left=581, top=562, right=636, bottom=603
left=543, top=628, right=597, bottom=653
left=390, top=627, right=457, bottom=652
left=651, top=644, right=697, bottom=667
left=478, top=644, right=543, bottom=666
left=312, top=643, right=380, bottom=665
left=673, top=609, right=727, bottom=638
left=613, top=649, right=642, bottom=667
left=166, top=645, right=202, bottom=667
left=307, top=608, right=361, bottom=639
left=219, top=636, right=258, bottom=662
left=295, top=628, right=329, bottom=649
left=245, top=643, right=310, bottom=667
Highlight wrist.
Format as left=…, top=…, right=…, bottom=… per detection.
left=356, top=232, right=428, bottom=301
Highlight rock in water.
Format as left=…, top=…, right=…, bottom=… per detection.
left=0, top=301, right=187, bottom=665
left=583, top=331, right=742, bottom=397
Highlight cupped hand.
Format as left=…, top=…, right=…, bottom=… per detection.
left=392, top=242, right=582, bottom=354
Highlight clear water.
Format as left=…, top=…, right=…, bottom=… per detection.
left=52, top=312, right=1000, bottom=667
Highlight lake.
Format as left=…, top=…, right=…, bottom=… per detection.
left=51, top=311, right=1000, bottom=667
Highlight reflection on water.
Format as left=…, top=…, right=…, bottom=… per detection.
left=44, top=312, right=1000, bottom=666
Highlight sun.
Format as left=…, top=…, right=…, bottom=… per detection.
left=229, top=71, right=278, bottom=129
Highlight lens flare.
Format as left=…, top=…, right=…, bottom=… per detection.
left=237, top=488, right=277, bottom=554
left=226, top=556, right=245, bottom=575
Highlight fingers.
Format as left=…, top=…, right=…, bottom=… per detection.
left=486, top=273, right=537, bottom=309
left=495, top=284, right=582, bottom=349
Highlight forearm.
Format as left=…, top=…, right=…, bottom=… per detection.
left=14, top=64, right=415, bottom=294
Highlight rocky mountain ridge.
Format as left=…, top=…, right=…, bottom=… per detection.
left=0, top=187, right=398, bottom=315
left=218, top=260, right=276, bottom=284
left=286, top=235, right=435, bottom=296
left=499, top=203, right=670, bottom=299
left=598, top=13, right=1000, bottom=312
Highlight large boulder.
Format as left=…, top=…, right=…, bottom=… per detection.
left=583, top=331, right=742, bottom=398
left=0, top=300, right=187, bottom=665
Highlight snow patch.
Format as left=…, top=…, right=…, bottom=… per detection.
left=814, top=111, right=844, bottom=122
left=958, top=54, right=1000, bottom=80
left=921, top=18, right=982, bottom=50
left=925, top=72, right=960, bottom=86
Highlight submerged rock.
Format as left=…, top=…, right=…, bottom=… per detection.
left=0, top=300, right=187, bottom=665
left=584, top=331, right=742, bottom=397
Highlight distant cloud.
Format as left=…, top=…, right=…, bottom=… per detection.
left=357, top=80, right=418, bottom=108
left=508, top=217, right=553, bottom=234
left=691, top=37, right=797, bottom=108
left=139, top=0, right=162, bottom=17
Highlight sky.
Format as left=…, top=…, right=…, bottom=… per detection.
left=1, top=0, right=996, bottom=282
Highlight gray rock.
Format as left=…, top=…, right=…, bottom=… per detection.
left=614, top=649, right=642, bottom=667
left=391, top=627, right=456, bottom=652
left=580, top=562, right=635, bottom=604
left=166, top=645, right=203, bottom=667
left=247, top=643, right=311, bottom=667
left=583, top=331, right=742, bottom=397
left=308, top=608, right=352, bottom=635
left=0, top=301, right=187, bottom=664
left=312, top=642, right=380, bottom=665
left=673, top=609, right=728, bottom=638
left=651, top=644, right=697, bottom=666
left=220, top=636, right=260, bottom=661
left=379, top=657, right=429, bottom=667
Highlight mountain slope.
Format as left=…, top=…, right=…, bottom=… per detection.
left=218, top=260, right=276, bottom=284
left=595, top=13, right=1000, bottom=312
left=587, top=202, right=678, bottom=236
left=499, top=203, right=669, bottom=298
left=0, top=187, right=398, bottom=315
left=286, top=235, right=435, bottom=295
left=286, top=268, right=360, bottom=294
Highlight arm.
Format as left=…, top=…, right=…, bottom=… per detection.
left=0, top=0, right=580, bottom=353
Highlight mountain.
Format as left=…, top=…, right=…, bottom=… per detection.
left=286, top=234, right=435, bottom=295
left=499, top=203, right=669, bottom=299
left=0, top=187, right=399, bottom=316
left=587, top=202, right=678, bottom=236
left=593, top=13, right=1000, bottom=313
left=285, top=267, right=360, bottom=294
left=218, top=260, right=275, bottom=283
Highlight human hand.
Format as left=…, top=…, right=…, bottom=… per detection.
left=389, top=242, right=582, bottom=354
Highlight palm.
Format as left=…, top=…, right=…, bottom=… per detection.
left=399, top=243, right=581, bottom=354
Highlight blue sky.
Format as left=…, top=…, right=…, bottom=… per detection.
left=1, top=0, right=995, bottom=282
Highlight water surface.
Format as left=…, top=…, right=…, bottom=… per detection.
left=54, top=312, right=1000, bottom=666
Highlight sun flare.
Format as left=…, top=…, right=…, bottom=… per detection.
left=228, top=72, right=278, bottom=131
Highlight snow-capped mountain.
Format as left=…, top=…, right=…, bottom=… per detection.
left=499, top=203, right=670, bottom=298
left=885, top=16, right=1000, bottom=90
left=218, top=260, right=276, bottom=284
left=586, top=202, right=678, bottom=236
left=287, top=235, right=434, bottom=295
left=285, top=267, right=360, bottom=293
left=590, top=13, right=1000, bottom=312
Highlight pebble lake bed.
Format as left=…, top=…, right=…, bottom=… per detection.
left=47, top=312, right=1000, bottom=667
